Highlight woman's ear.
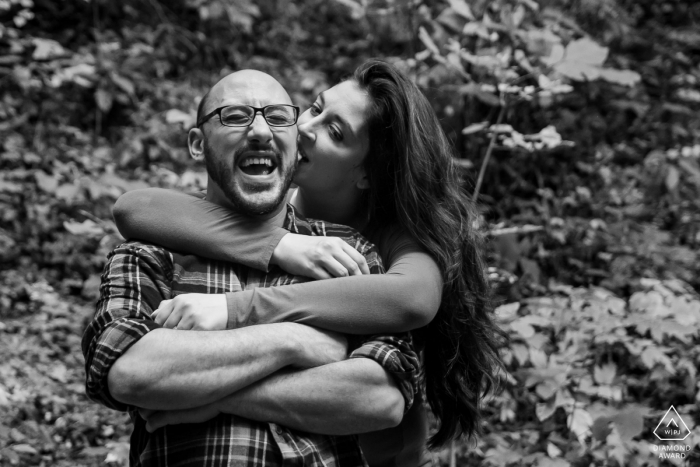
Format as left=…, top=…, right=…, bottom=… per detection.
left=353, top=164, right=370, bottom=190
left=188, top=128, right=205, bottom=161
left=356, top=175, right=370, bottom=190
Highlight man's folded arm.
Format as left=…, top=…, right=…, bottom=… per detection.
left=212, top=333, right=421, bottom=434
left=82, top=243, right=345, bottom=412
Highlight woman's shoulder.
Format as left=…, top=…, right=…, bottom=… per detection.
left=372, top=224, right=427, bottom=265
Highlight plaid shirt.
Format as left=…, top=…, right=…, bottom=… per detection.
left=82, top=205, right=420, bottom=467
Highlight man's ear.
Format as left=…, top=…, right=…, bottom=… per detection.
left=188, top=128, right=205, bottom=161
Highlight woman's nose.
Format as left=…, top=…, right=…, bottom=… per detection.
left=297, top=116, right=316, bottom=143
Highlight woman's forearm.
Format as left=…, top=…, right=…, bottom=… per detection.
left=113, top=188, right=287, bottom=271
left=227, top=249, right=442, bottom=333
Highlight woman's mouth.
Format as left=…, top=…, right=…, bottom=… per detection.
left=298, top=147, right=310, bottom=164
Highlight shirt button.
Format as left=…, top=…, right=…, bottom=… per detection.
left=276, top=426, right=283, bottom=435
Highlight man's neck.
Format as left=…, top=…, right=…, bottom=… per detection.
left=206, top=180, right=288, bottom=228
left=291, top=188, right=367, bottom=232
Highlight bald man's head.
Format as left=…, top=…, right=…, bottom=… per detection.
left=189, top=70, right=298, bottom=217
left=197, top=70, right=292, bottom=126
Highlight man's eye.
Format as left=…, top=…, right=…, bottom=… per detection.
left=222, top=113, right=250, bottom=125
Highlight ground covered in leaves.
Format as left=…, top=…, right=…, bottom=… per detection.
left=1, top=0, right=700, bottom=466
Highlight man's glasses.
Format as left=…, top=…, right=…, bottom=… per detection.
left=197, top=104, right=300, bottom=128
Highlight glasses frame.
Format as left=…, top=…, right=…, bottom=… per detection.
left=197, top=104, right=300, bottom=128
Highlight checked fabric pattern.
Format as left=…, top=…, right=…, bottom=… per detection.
left=82, top=204, right=420, bottom=467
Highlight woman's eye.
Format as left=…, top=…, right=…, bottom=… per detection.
left=309, top=104, right=321, bottom=115
left=330, top=126, right=343, bottom=142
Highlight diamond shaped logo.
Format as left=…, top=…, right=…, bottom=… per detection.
left=653, top=406, right=691, bottom=441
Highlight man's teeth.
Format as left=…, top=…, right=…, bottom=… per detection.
left=241, top=158, right=273, bottom=167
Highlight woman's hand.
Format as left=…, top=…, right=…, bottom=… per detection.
left=271, top=234, right=370, bottom=279
left=152, top=293, right=228, bottom=330
left=139, top=404, right=221, bottom=433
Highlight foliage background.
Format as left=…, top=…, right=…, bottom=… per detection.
left=0, top=0, right=699, bottom=465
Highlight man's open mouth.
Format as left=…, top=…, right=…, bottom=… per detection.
left=239, top=155, right=278, bottom=176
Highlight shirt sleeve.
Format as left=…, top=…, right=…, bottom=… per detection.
left=349, top=333, right=420, bottom=413
left=112, top=188, right=288, bottom=272
left=225, top=229, right=443, bottom=333
left=81, top=242, right=171, bottom=411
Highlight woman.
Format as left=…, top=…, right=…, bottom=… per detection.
left=114, top=60, right=504, bottom=464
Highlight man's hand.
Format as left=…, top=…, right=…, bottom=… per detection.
left=271, top=234, right=370, bottom=279
left=289, top=324, right=348, bottom=368
left=139, top=404, right=221, bottom=433
left=152, top=294, right=227, bottom=330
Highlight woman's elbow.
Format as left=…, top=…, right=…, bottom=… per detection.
left=112, top=192, right=140, bottom=238
left=400, top=294, right=440, bottom=330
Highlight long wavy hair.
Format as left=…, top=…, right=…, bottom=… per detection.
left=350, top=59, right=506, bottom=448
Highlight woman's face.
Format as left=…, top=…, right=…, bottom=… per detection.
left=294, top=80, right=371, bottom=195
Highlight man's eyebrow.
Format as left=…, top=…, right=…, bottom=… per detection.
left=318, top=91, right=356, bottom=139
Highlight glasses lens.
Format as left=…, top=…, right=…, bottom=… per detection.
left=220, top=106, right=254, bottom=126
left=264, top=105, right=296, bottom=126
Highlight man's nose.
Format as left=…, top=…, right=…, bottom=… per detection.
left=247, top=111, right=273, bottom=142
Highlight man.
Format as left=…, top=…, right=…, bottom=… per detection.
left=81, top=70, right=418, bottom=466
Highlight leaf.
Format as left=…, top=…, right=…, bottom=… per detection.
left=34, top=171, right=59, bottom=193
left=436, top=8, right=468, bottom=34
left=678, top=159, right=700, bottom=188
left=418, top=27, right=440, bottom=55
left=640, top=346, right=674, bottom=373
left=591, top=416, right=613, bottom=441
left=48, top=364, right=68, bottom=383
left=511, top=343, right=530, bottom=365
left=598, top=68, right=641, bottom=87
left=104, top=441, right=130, bottom=465
left=536, top=378, right=559, bottom=399
left=63, top=219, right=104, bottom=237
left=510, top=319, right=535, bottom=338
left=541, top=43, right=565, bottom=66
left=55, top=183, right=81, bottom=202
left=606, top=427, right=626, bottom=466
left=564, top=38, right=608, bottom=66
left=567, top=408, right=593, bottom=444
left=490, top=124, right=515, bottom=134
left=95, top=88, right=114, bottom=113
left=536, top=457, right=570, bottom=467
left=611, top=407, right=646, bottom=442
left=650, top=320, right=695, bottom=344
left=555, top=61, right=601, bottom=81
left=11, top=444, right=38, bottom=455
left=459, top=83, right=501, bottom=107
left=447, top=0, right=475, bottom=20
left=331, top=0, right=365, bottom=19
left=546, top=443, right=562, bottom=458
left=495, top=302, right=520, bottom=320
left=165, top=109, right=196, bottom=129
left=593, top=363, right=616, bottom=385
left=462, top=121, right=489, bottom=135
left=537, top=400, right=557, bottom=421
left=32, top=38, right=66, bottom=60
left=110, top=72, right=135, bottom=96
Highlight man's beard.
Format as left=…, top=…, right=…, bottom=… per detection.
left=204, top=139, right=296, bottom=216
